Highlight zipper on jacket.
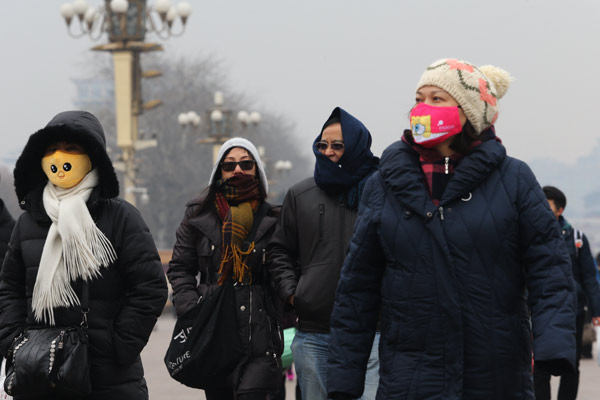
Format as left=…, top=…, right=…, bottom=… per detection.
left=248, top=289, right=253, bottom=344
left=444, top=157, right=450, bottom=174
left=319, top=204, right=325, bottom=240
left=439, top=207, right=444, bottom=221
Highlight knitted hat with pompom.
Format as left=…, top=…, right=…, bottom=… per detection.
left=416, top=58, right=512, bottom=134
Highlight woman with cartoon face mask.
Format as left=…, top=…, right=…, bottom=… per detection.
left=327, top=59, right=577, bottom=399
left=0, top=111, right=168, bottom=399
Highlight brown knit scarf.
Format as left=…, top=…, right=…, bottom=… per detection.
left=214, top=174, right=261, bottom=285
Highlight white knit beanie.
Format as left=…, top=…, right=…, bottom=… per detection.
left=208, top=137, right=268, bottom=194
left=416, top=58, right=512, bottom=134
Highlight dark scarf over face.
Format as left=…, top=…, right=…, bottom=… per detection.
left=214, top=174, right=262, bottom=285
left=313, top=107, right=380, bottom=209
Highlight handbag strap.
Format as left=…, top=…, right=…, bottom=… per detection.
left=244, top=201, right=270, bottom=247
left=80, top=281, right=90, bottom=328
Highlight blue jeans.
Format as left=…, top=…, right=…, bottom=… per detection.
left=292, top=330, right=380, bottom=400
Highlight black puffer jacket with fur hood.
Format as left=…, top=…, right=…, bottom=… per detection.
left=0, top=111, right=168, bottom=399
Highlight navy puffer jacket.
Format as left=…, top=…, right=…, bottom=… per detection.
left=327, top=137, right=576, bottom=399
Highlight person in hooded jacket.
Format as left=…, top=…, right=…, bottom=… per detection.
left=0, top=111, right=168, bottom=399
left=268, top=107, right=380, bottom=400
left=534, top=185, right=600, bottom=400
left=0, top=178, right=15, bottom=267
left=0, top=175, right=16, bottom=370
left=167, top=137, right=283, bottom=400
left=326, top=59, right=577, bottom=400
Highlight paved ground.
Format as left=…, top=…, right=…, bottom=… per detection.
left=550, top=352, right=600, bottom=400
left=142, top=313, right=600, bottom=399
left=141, top=312, right=296, bottom=400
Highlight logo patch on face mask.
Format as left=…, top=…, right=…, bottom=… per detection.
left=411, top=115, right=432, bottom=138
left=410, top=103, right=462, bottom=148
left=41, top=150, right=92, bottom=189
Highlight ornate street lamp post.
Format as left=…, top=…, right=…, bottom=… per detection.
left=60, top=0, right=191, bottom=206
left=178, top=91, right=261, bottom=164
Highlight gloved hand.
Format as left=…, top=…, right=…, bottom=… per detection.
left=535, top=358, right=574, bottom=376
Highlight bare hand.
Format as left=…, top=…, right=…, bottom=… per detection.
left=289, top=295, right=295, bottom=306
left=592, top=317, right=600, bottom=327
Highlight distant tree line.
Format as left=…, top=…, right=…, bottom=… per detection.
left=80, top=52, right=312, bottom=249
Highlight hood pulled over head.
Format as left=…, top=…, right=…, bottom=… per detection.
left=313, top=107, right=379, bottom=195
left=208, top=137, right=269, bottom=195
left=14, top=111, right=119, bottom=205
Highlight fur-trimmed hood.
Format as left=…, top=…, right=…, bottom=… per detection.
left=14, top=111, right=119, bottom=208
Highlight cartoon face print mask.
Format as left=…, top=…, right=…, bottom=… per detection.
left=41, top=145, right=92, bottom=189
left=410, top=103, right=463, bottom=148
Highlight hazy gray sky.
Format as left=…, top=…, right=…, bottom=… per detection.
left=2, top=0, right=599, bottom=166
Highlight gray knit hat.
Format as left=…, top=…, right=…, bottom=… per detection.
left=416, top=58, right=512, bottom=134
left=208, top=137, right=268, bottom=194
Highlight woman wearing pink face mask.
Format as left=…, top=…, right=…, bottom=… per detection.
left=327, top=59, right=577, bottom=400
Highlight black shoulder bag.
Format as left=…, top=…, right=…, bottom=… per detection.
left=164, top=202, right=269, bottom=389
left=4, top=282, right=91, bottom=398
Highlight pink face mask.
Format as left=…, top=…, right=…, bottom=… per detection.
left=410, top=103, right=462, bottom=148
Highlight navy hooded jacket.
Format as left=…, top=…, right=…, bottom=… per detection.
left=327, top=136, right=576, bottom=399
left=557, top=216, right=600, bottom=315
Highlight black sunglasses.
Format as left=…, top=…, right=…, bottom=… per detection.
left=220, top=160, right=256, bottom=172
left=315, top=141, right=345, bottom=151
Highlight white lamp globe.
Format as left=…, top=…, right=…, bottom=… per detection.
left=60, top=3, right=75, bottom=19
left=178, top=112, right=190, bottom=125
left=249, top=111, right=261, bottom=124
left=211, top=110, right=223, bottom=122
left=84, top=7, right=97, bottom=23
left=153, top=0, right=171, bottom=14
left=237, top=111, right=250, bottom=124
left=110, top=0, right=129, bottom=14
left=73, top=0, right=89, bottom=17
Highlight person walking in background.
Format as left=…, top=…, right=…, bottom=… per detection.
left=326, top=59, right=577, bottom=400
left=168, top=138, right=282, bottom=400
left=581, top=253, right=600, bottom=359
left=0, top=111, right=168, bottom=399
left=0, top=175, right=15, bottom=370
left=534, top=186, right=600, bottom=400
left=0, top=177, right=15, bottom=267
left=268, top=107, right=380, bottom=400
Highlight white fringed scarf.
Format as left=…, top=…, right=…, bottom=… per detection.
left=32, top=169, right=117, bottom=325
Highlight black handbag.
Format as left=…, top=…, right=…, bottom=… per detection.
left=4, top=283, right=91, bottom=398
left=164, top=281, right=244, bottom=389
left=164, top=202, right=270, bottom=389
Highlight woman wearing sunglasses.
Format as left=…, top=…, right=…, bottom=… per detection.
left=326, top=59, right=577, bottom=400
left=167, top=137, right=282, bottom=400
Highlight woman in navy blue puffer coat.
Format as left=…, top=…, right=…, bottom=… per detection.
left=327, top=59, right=577, bottom=400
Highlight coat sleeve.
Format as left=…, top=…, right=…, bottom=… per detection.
left=267, top=187, right=300, bottom=304
left=0, top=206, right=15, bottom=268
left=327, top=174, right=386, bottom=399
left=111, top=201, right=168, bottom=366
left=577, top=233, right=600, bottom=316
left=166, top=206, right=203, bottom=316
left=516, top=163, right=576, bottom=369
left=0, top=217, right=27, bottom=356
